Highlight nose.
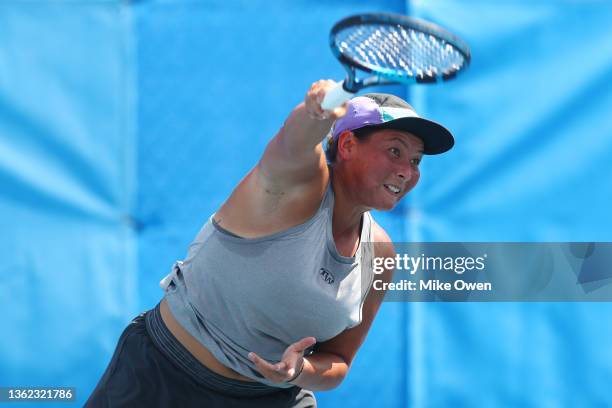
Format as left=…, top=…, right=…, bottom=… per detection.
left=396, top=163, right=414, bottom=181
left=396, top=163, right=419, bottom=189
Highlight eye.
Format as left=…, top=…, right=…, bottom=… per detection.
left=389, top=147, right=400, bottom=157
left=410, top=157, right=421, bottom=166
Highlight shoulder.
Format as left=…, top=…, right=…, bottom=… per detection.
left=370, top=219, right=391, bottom=243
left=369, top=217, right=396, bottom=258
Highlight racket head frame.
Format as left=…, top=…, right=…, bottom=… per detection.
left=329, top=13, right=472, bottom=92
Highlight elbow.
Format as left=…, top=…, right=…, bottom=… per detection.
left=318, top=361, right=350, bottom=391
left=327, top=373, right=347, bottom=390
left=311, top=375, right=346, bottom=391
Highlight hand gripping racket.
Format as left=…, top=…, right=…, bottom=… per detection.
left=321, top=13, right=471, bottom=110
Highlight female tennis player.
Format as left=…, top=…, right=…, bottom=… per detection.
left=85, top=79, right=454, bottom=407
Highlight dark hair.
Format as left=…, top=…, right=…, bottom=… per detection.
left=325, top=127, right=378, bottom=164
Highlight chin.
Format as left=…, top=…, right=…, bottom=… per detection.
left=372, top=201, right=398, bottom=211
left=366, top=187, right=401, bottom=211
left=382, top=204, right=398, bottom=211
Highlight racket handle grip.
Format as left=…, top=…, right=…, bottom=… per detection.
left=321, top=80, right=355, bottom=110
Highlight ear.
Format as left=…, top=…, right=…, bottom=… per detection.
left=336, top=130, right=358, bottom=161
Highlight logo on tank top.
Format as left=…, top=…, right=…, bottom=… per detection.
left=319, top=268, right=335, bottom=285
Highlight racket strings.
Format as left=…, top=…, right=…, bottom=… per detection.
left=336, top=24, right=467, bottom=79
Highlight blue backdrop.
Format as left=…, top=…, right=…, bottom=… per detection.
left=1, top=0, right=611, bottom=406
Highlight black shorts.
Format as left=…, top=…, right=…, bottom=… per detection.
left=85, top=305, right=316, bottom=408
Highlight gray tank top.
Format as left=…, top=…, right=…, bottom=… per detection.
left=160, top=180, right=375, bottom=388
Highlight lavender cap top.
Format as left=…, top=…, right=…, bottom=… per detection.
left=331, top=94, right=454, bottom=155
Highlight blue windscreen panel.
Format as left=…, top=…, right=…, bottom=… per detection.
left=0, top=1, right=137, bottom=407
left=1, top=0, right=611, bottom=407
left=407, top=1, right=612, bottom=407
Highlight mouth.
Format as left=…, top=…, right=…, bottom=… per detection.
left=383, top=184, right=401, bottom=196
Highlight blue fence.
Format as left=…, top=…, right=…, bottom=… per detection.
left=1, top=0, right=611, bottom=406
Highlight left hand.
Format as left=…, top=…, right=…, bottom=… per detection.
left=248, top=336, right=317, bottom=384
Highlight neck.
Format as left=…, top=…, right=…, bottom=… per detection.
left=330, top=169, right=369, bottom=240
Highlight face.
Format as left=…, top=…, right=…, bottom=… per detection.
left=337, top=129, right=424, bottom=210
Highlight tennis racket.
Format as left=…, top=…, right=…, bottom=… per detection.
left=321, top=13, right=471, bottom=109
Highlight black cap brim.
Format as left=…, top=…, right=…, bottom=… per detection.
left=363, top=117, right=454, bottom=155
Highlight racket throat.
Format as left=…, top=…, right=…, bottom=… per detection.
left=342, top=65, right=360, bottom=93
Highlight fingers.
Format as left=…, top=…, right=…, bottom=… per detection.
left=332, top=102, right=348, bottom=119
left=248, top=352, right=278, bottom=372
left=248, top=352, right=291, bottom=383
left=305, top=80, right=330, bottom=120
left=305, top=79, right=346, bottom=121
left=289, top=336, right=317, bottom=353
left=248, top=336, right=316, bottom=384
left=248, top=347, right=311, bottom=384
